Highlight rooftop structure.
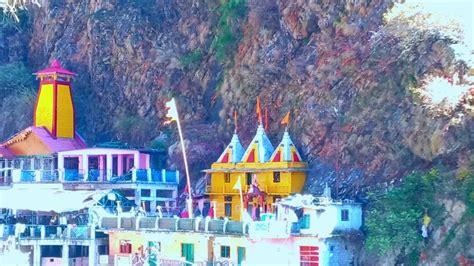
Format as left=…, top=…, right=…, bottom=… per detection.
left=0, top=60, right=179, bottom=215
left=205, top=123, right=307, bottom=221
left=98, top=190, right=361, bottom=265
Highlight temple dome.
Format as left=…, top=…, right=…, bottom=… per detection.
left=270, top=130, right=303, bottom=162
left=241, top=124, right=274, bottom=163
left=216, top=133, right=244, bottom=163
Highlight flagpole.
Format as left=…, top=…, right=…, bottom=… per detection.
left=173, top=101, right=193, bottom=218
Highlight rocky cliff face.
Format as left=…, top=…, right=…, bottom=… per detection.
left=0, top=0, right=472, bottom=196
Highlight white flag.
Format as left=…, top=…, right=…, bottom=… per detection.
left=233, top=176, right=242, bottom=191
left=165, top=98, right=179, bottom=124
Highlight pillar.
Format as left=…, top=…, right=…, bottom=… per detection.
left=0, top=160, right=4, bottom=180
left=33, top=243, right=41, bottom=266
left=57, top=155, right=65, bottom=181
left=106, top=154, right=113, bottom=181
left=145, top=154, right=150, bottom=169
left=150, top=189, right=157, bottom=214
left=88, top=241, right=97, bottom=266
left=125, top=156, right=130, bottom=171
left=135, top=189, right=141, bottom=205
left=62, top=244, right=69, bottom=266
left=117, top=154, right=123, bottom=176
left=162, top=169, right=166, bottom=183
left=82, top=155, right=89, bottom=181
left=99, top=155, right=105, bottom=181
left=133, top=152, right=140, bottom=169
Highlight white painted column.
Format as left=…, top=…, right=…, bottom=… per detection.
left=151, top=189, right=157, bottom=214
left=82, top=155, right=89, bottom=181
left=125, top=156, right=130, bottom=171
left=98, top=155, right=105, bottom=181
left=133, top=152, right=140, bottom=169
left=57, top=155, right=65, bottom=181
left=161, top=169, right=166, bottom=183
left=145, top=154, right=150, bottom=168
left=88, top=240, right=97, bottom=266
left=62, top=244, right=69, bottom=266
left=33, top=243, right=41, bottom=266
left=0, top=160, right=3, bottom=180
left=106, top=154, right=113, bottom=182
left=135, top=189, right=141, bottom=206
left=117, top=155, right=123, bottom=176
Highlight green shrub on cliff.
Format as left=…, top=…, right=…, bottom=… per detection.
left=0, top=62, right=35, bottom=97
left=365, top=169, right=442, bottom=257
left=212, top=0, right=248, bottom=62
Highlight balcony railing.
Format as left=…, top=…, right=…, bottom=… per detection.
left=0, top=224, right=98, bottom=240
left=206, top=184, right=290, bottom=194
left=17, top=170, right=60, bottom=182
left=99, top=217, right=250, bottom=235
left=11, top=169, right=179, bottom=184
left=98, top=217, right=294, bottom=239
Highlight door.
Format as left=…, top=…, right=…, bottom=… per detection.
left=148, top=241, right=160, bottom=266
left=181, top=243, right=194, bottom=265
left=237, top=247, right=246, bottom=266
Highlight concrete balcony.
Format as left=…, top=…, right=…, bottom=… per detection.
left=98, top=216, right=294, bottom=239
left=99, top=217, right=250, bottom=235
left=0, top=224, right=104, bottom=241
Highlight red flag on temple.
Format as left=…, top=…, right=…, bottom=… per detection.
left=256, top=96, right=262, bottom=123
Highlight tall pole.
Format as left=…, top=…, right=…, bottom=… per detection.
left=175, top=113, right=193, bottom=218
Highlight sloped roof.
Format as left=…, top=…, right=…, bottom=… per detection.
left=1, top=126, right=87, bottom=155
left=270, top=130, right=303, bottom=163
left=216, top=133, right=245, bottom=163
left=241, top=124, right=274, bottom=163
left=34, top=59, right=76, bottom=76
left=0, top=147, right=14, bottom=158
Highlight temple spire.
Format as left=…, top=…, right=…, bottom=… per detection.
left=33, top=59, right=76, bottom=139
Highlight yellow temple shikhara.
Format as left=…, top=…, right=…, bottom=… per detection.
left=34, top=59, right=76, bottom=139
left=205, top=119, right=307, bottom=221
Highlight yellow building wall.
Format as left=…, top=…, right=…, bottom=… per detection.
left=145, top=232, right=211, bottom=263
left=109, top=231, right=146, bottom=256
left=56, top=84, right=74, bottom=138
left=213, top=236, right=250, bottom=264
left=290, top=171, right=306, bottom=193
left=34, top=84, right=54, bottom=132
left=208, top=161, right=307, bottom=220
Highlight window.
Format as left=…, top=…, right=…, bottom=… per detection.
left=225, top=203, right=232, bottom=217
left=246, top=173, right=252, bottom=185
left=119, top=240, right=132, bottom=254
left=300, top=246, right=319, bottom=266
left=273, top=172, right=280, bottom=183
left=220, top=246, right=230, bottom=258
left=141, top=189, right=151, bottom=197
left=300, top=214, right=310, bottom=229
left=224, top=173, right=230, bottom=183
left=224, top=196, right=232, bottom=202
left=341, top=209, right=349, bottom=221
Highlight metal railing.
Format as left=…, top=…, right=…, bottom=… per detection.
left=0, top=224, right=96, bottom=240
left=62, top=168, right=180, bottom=184
left=99, top=217, right=250, bottom=236
left=11, top=168, right=180, bottom=184
left=18, top=170, right=60, bottom=182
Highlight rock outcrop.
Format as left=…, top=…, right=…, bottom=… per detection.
left=0, top=0, right=472, bottom=198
